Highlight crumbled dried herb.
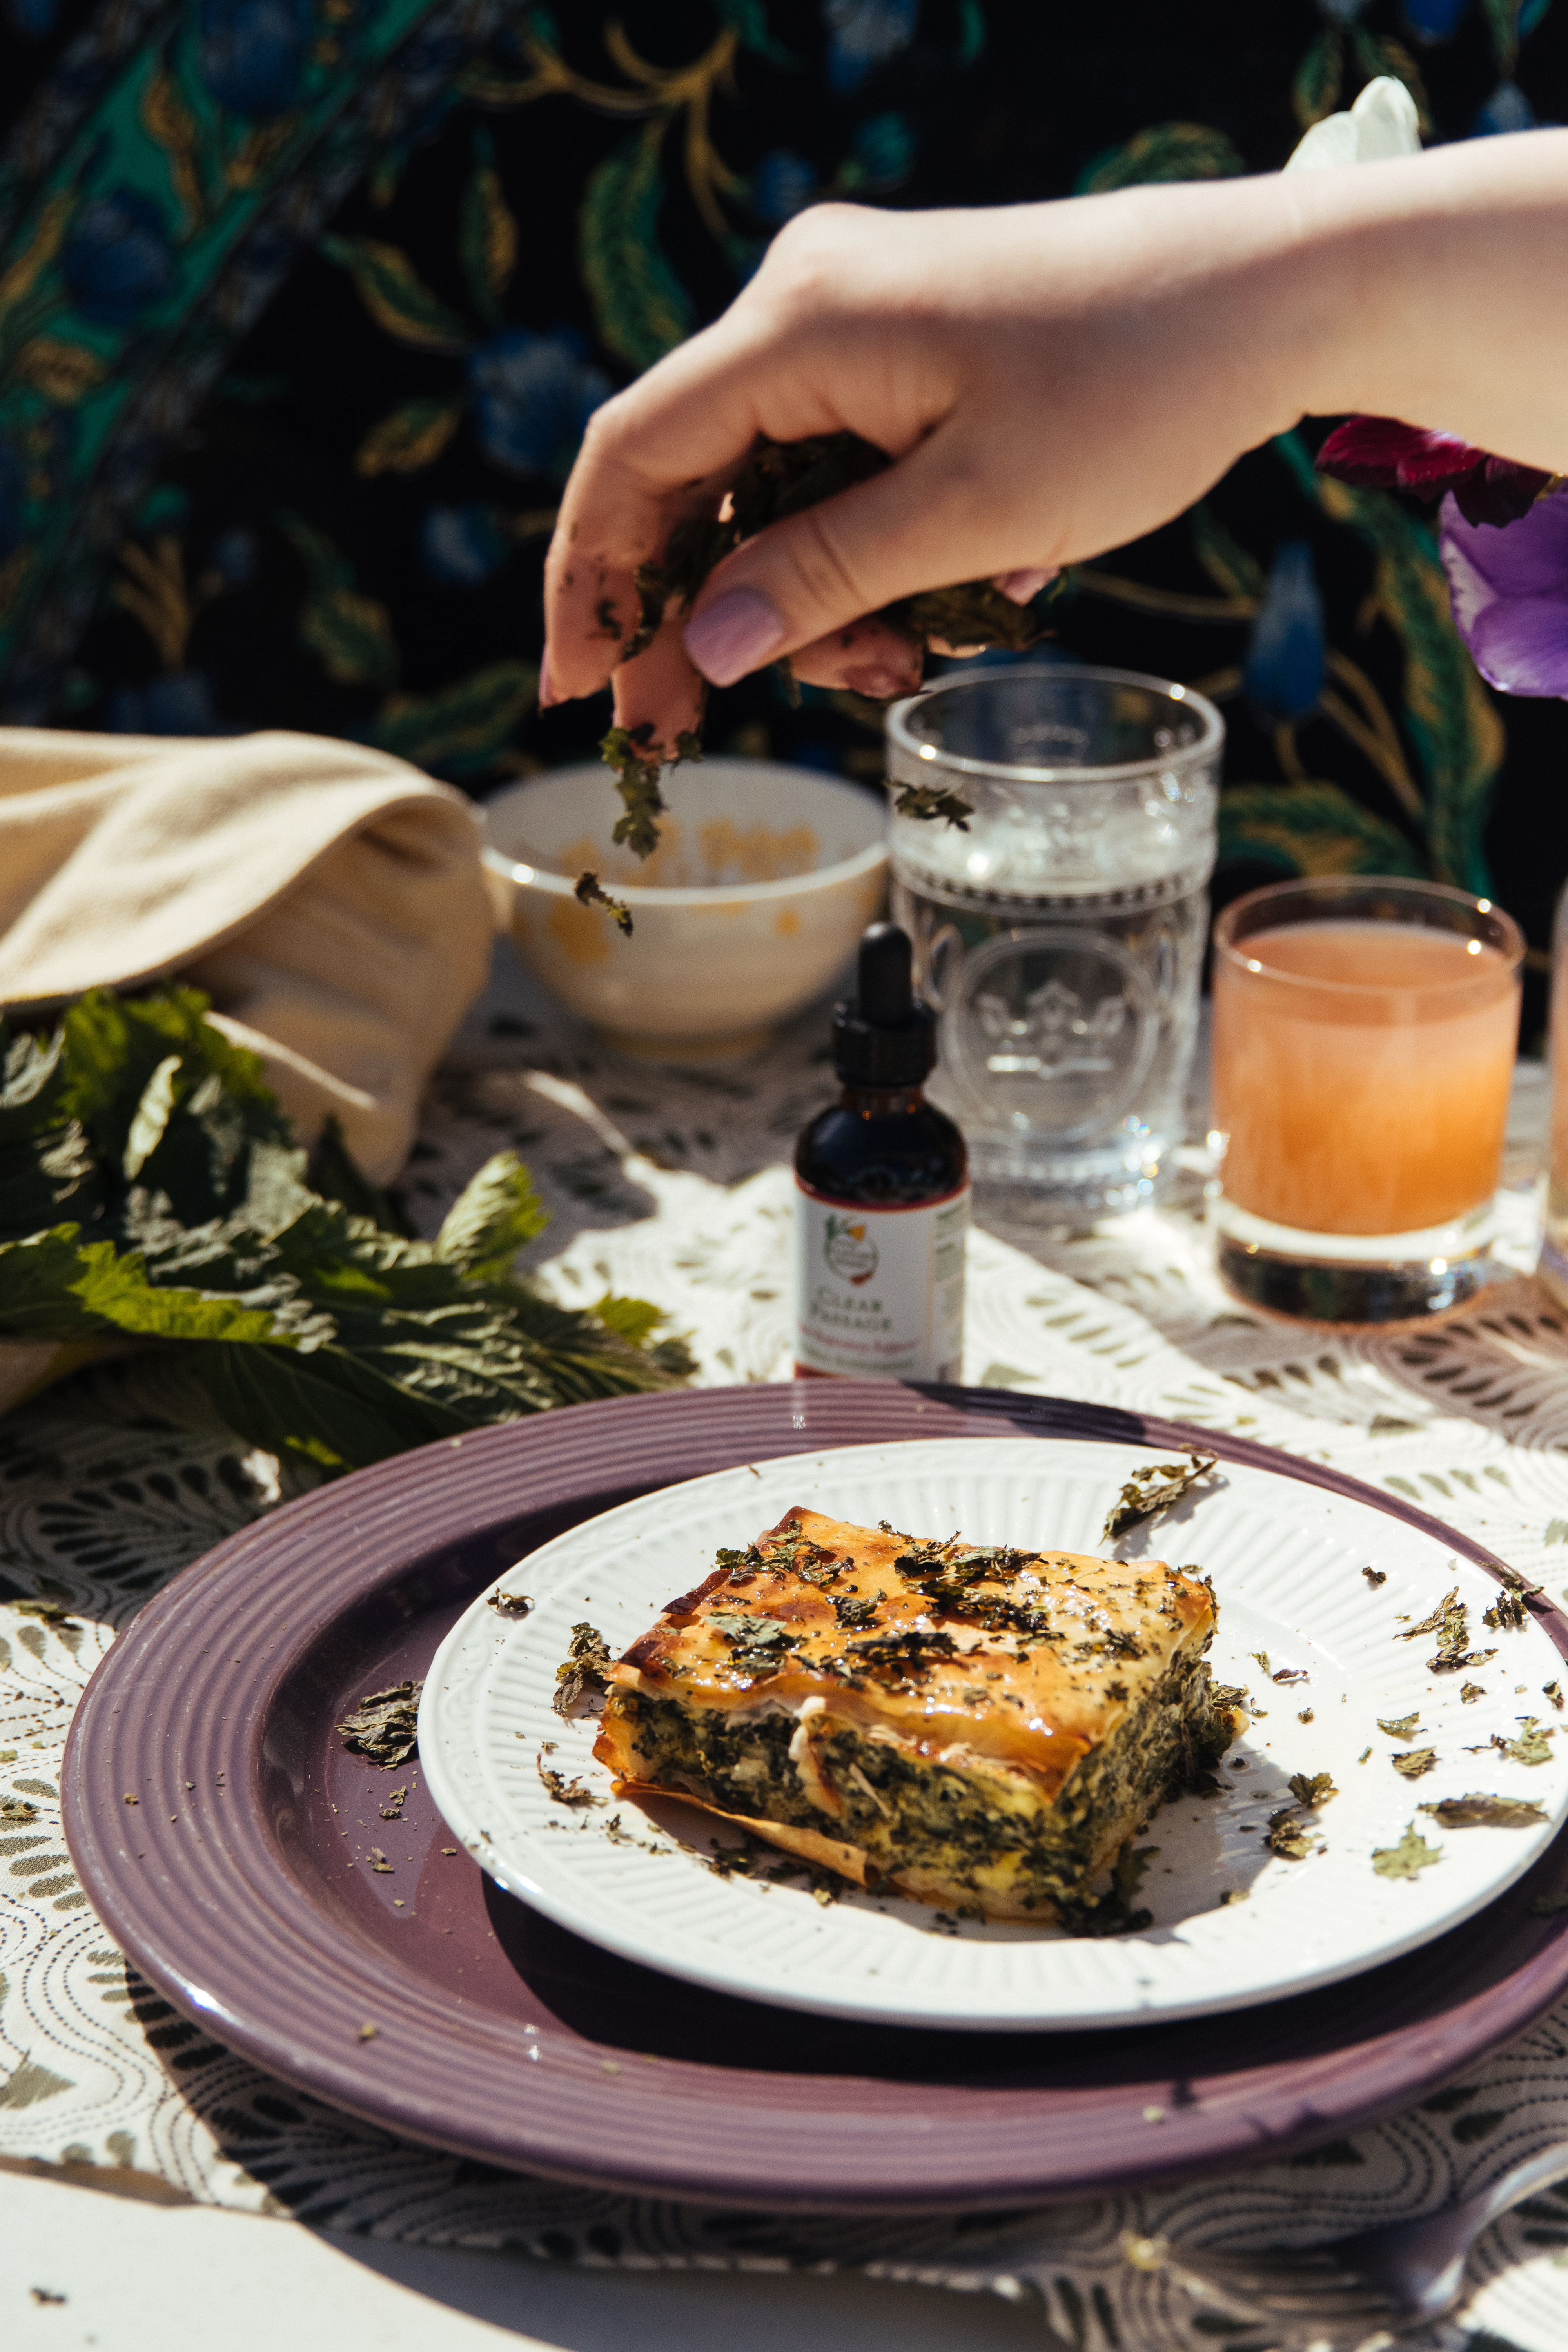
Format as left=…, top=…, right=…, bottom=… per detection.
left=1461, top=1683, right=1486, bottom=1704
left=357, top=2021, right=379, bottom=2041
left=536, top=1749, right=597, bottom=1807
left=1420, top=1793, right=1548, bottom=1829
left=338, top=1681, right=422, bottom=1769
left=553, top=1623, right=614, bottom=1717
left=832, top=1593, right=879, bottom=1631
left=1399, top=1588, right=1463, bottom=1644
left=1392, top=1748, right=1438, bottom=1780
left=1272, top=1665, right=1309, bottom=1686
left=573, top=869, right=633, bottom=938
left=1101, top=1452, right=1216, bottom=1543
left=1266, top=1808, right=1314, bottom=1860
left=487, top=1590, right=533, bottom=1618
left=1545, top=1682, right=1564, bottom=1713
left=1250, top=1650, right=1272, bottom=1677
left=1362, top=1567, right=1387, bottom=1588
left=1061, top=1839, right=1158, bottom=1936
left=1531, top=1891, right=1568, bottom=1916
left=703, top=1826, right=845, bottom=1905
left=0, top=1797, right=38, bottom=1824
left=1430, top=1645, right=1497, bottom=1676
left=1288, top=1771, right=1338, bottom=1808
left=1378, top=1713, right=1422, bottom=1740
left=1358, top=1746, right=1373, bottom=1764
left=1484, top=1589, right=1529, bottom=1632
left=9, top=1598, right=76, bottom=1625
left=1372, top=1822, right=1443, bottom=1880
left=367, top=1847, right=394, bottom=1873
left=378, top=1786, right=407, bottom=1820
left=892, top=784, right=973, bottom=829
left=1502, top=1717, right=1555, bottom=1766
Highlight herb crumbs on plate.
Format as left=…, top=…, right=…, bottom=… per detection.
left=1392, top=1749, right=1438, bottom=1780
left=1420, top=1793, right=1548, bottom=1829
left=1379, top=1713, right=1422, bottom=1740
left=1372, top=1823, right=1443, bottom=1880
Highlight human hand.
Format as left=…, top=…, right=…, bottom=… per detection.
left=542, top=180, right=1313, bottom=746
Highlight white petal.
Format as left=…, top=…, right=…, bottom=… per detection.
left=1282, top=113, right=1361, bottom=174
left=1350, top=76, right=1423, bottom=163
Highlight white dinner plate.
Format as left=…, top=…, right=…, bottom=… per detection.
left=418, top=1438, right=1568, bottom=2031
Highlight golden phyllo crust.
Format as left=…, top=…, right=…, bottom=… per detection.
left=593, top=1507, right=1241, bottom=1922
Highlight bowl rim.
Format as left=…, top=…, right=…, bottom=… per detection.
left=481, top=761, right=889, bottom=907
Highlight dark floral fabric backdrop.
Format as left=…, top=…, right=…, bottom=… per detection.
left=4, top=0, right=1568, bottom=1025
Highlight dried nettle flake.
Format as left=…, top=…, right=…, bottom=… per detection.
left=337, top=1681, right=422, bottom=1769
left=1420, top=1793, right=1548, bottom=1829
left=553, top=1622, right=615, bottom=1717
left=1378, top=1713, right=1422, bottom=1741
left=573, top=869, right=633, bottom=938
left=1392, top=1748, right=1438, bottom=1779
left=1372, top=1822, right=1443, bottom=1881
left=1101, top=1452, right=1217, bottom=1544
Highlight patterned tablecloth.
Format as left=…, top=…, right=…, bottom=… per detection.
left=7, top=942, right=1568, bottom=2352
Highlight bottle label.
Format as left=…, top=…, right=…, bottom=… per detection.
left=793, top=1180, right=969, bottom=1383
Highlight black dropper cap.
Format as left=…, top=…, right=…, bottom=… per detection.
left=831, top=922, right=936, bottom=1087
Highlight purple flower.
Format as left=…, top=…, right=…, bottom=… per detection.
left=1317, top=415, right=1549, bottom=528
left=1441, top=487, right=1568, bottom=696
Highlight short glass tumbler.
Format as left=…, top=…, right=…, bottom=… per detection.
left=886, top=664, right=1221, bottom=1218
left=1211, top=877, right=1523, bottom=1321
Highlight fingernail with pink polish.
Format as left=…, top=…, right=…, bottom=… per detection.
left=996, top=567, right=1056, bottom=605
left=538, top=646, right=559, bottom=708
left=684, top=586, right=785, bottom=686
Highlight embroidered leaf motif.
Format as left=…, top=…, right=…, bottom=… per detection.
left=281, top=516, right=398, bottom=691
left=1218, top=782, right=1425, bottom=881
left=1189, top=502, right=1265, bottom=603
left=460, top=130, right=518, bottom=327
left=141, top=62, right=204, bottom=231
left=1292, top=25, right=1343, bottom=128
left=0, top=190, right=73, bottom=311
left=9, top=339, right=106, bottom=404
left=369, top=659, right=539, bottom=779
left=355, top=397, right=465, bottom=478
left=581, top=122, right=695, bottom=372
left=1074, top=122, right=1248, bottom=196
left=321, top=235, right=472, bottom=355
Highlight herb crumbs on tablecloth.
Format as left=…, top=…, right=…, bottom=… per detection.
left=554, top=1623, right=614, bottom=1716
left=379, top=1786, right=407, bottom=1820
left=0, top=1796, right=37, bottom=1822
left=1100, top=1452, right=1216, bottom=1543
left=1421, top=1793, right=1548, bottom=1829
left=357, top=2022, right=379, bottom=2041
left=368, top=1848, right=393, bottom=1873
left=1372, top=1823, right=1443, bottom=1880
left=338, top=1682, right=421, bottom=1768
left=1392, top=1749, right=1438, bottom=1779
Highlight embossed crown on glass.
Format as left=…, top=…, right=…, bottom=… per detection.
left=886, top=664, right=1221, bottom=1218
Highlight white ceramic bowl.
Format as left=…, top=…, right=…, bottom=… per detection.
left=481, top=759, right=887, bottom=1057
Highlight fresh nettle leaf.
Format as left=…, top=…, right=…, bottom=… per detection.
left=1372, top=1822, right=1443, bottom=1880
left=1420, top=1793, right=1548, bottom=1829
left=1379, top=1713, right=1423, bottom=1740
left=338, top=1681, right=422, bottom=1768
left=553, top=1622, right=615, bottom=1717
left=0, top=988, right=690, bottom=1469
left=1101, top=1452, right=1217, bottom=1544
left=1392, top=1748, right=1438, bottom=1780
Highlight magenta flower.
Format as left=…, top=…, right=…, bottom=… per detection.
left=1317, top=416, right=1550, bottom=528
left=1440, top=486, right=1568, bottom=696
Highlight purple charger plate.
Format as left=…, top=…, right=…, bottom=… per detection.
left=63, top=1381, right=1568, bottom=2215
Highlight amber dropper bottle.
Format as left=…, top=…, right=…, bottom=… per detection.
left=793, top=921, right=969, bottom=1382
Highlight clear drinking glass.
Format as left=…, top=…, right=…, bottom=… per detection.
left=1212, top=877, right=1523, bottom=1321
left=886, top=663, right=1221, bottom=1218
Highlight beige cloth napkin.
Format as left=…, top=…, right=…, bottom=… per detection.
left=0, top=726, right=494, bottom=1182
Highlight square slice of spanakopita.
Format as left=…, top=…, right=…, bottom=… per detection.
left=592, top=1506, right=1243, bottom=1922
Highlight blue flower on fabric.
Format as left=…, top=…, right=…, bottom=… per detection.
left=105, top=674, right=231, bottom=734
left=823, top=0, right=919, bottom=95
left=1474, top=81, right=1538, bottom=136
left=200, top=0, right=309, bottom=120
left=1244, top=541, right=1326, bottom=723
left=468, top=329, right=612, bottom=482
left=752, top=149, right=818, bottom=225
left=1402, top=0, right=1467, bottom=36
left=420, top=503, right=511, bottom=587
left=60, top=190, right=174, bottom=327
left=5, top=0, right=60, bottom=39
left=209, top=528, right=258, bottom=586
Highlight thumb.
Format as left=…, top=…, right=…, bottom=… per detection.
left=681, top=422, right=1040, bottom=686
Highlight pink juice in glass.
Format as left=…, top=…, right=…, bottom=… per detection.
left=1212, top=920, right=1519, bottom=1236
